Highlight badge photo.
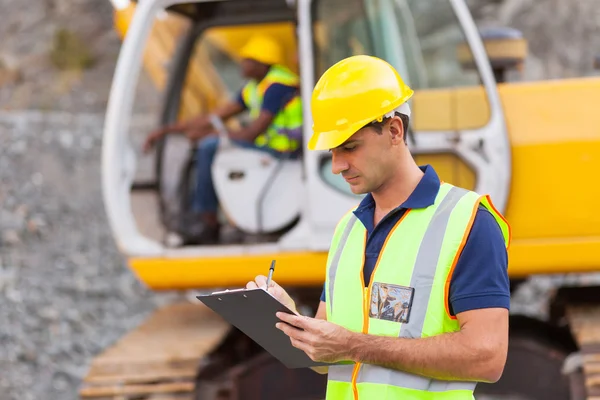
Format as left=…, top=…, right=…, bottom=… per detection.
left=369, top=282, right=415, bottom=323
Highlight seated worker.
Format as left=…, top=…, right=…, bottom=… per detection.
left=143, top=34, right=303, bottom=245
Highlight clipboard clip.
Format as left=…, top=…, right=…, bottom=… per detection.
left=210, top=288, right=248, bottom=295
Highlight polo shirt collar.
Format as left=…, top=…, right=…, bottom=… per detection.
left=354, top=164, right=441, bottom=214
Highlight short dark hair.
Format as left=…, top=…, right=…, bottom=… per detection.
left=363, top=112, right=410, bottom=144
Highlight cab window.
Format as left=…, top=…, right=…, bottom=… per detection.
left=314, top=0, right=490, bottom=196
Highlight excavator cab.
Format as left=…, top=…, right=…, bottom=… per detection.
left=103, top=0, right=519, bottom=291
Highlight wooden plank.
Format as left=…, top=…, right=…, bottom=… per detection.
left=584, top=362, right=600, bottom=374
left=567, top=305, right=600, bottom=400
left=83, top=302, right=229, bottom=379
left=80, top=382, right=194, bottom=398
left=589, top=375, right=600, bottom=388
left=86, top=359, right=199, bottom=379
left=567, top=307, right=600, bottom=344
left=84, top=370, right=196, bottom=385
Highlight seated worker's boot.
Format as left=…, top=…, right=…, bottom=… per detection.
left=181, top=212, right=220, bottom=245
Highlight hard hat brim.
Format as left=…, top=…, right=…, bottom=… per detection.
left=308, top=119, right=371, bottom=151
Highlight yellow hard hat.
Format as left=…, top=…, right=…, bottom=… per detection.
left=239, top=35, right=284, bottom=66
left=309, top=55, right=414, bottom=151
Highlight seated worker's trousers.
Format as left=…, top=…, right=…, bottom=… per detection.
left=192, top=135, right=290, bottom=215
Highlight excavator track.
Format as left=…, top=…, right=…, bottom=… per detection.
left=79, top=302, right=229, bottom=400
left=566, top=305, right=600, bottom=400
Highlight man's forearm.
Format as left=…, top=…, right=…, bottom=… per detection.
left=159, top=121, right=188, bottom=135
left=348, top=330, right=505, bottom=383
left=165, top=103, right=243, bottom=136
left=213, top=102, right=244, bottom=122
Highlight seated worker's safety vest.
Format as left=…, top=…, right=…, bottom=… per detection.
left=241, top=65, right=303, bottom=153
left=324, top=183, right=510, bottom=400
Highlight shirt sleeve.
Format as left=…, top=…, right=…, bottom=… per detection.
left=261, top=83, right=298, bottom=115
left=320, top=283, right=326, bottom=302
left=448, top=206, right=510, bottom=316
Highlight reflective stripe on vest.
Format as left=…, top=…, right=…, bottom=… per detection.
left=241, top=65, right=303, bottom=152
left=324, top=183, right=510, bottom=400
left=328, top=364, right=475, bottom=391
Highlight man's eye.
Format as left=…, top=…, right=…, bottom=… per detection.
left=344, top=145, right=357, bottom=151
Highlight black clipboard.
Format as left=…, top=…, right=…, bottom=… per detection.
left=197, top=288, right=331, bottom=369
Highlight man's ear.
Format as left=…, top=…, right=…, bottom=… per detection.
left=388, top=117, right=404, bottom=144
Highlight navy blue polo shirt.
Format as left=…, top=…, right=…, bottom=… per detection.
left=319, top=165, right=510, bottom=316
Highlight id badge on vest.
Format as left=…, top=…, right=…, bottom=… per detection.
left=369, top=282, right=415, bottom=323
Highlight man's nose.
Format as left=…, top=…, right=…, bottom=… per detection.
left=331, top=151, right=349, bottom=175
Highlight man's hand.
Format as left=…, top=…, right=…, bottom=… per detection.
left=184, top=124, right=214, bottom=141
left=143, top=128, right=165, bottom=153
left=275, top=312, right=355, bottom=363
left=142, top=115, right=214, bottom=153
left=246, top=275, right=297, bottom=313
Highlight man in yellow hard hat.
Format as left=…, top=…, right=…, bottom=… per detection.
left=246, top=55, right=510, bottom=399
left=143, top=34, right=303, bottom=244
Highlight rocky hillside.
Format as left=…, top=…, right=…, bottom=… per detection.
left=0, top=0, right=159, bottom=114
left=470, top=0, right=600, bottom=80
left=1, top=0, right=599, bottom=114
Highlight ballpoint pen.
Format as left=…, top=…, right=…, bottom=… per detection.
left=266, top=259, right=276, bottom=289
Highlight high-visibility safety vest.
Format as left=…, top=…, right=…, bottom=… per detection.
left=324, top=183, right=511, bottom=400
left=241, top=65, right=303, bottom=153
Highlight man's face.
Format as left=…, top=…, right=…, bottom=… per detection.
left=241, top=58, right=264, bottom=79
left=330, top=117, right=405, bottom=195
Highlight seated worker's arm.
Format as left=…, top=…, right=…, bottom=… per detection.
left=276, top=208, right=510, bottom=383
left=227, top=83, right=297, bottom=142
left=161, top=101, right=244, bottom=137
left=143, top=97, right=244, bottom=152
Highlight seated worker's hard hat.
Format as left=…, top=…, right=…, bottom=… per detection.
left=239, top=35, right=284, bottom=66
left=308, top=55, right=414, bottom=151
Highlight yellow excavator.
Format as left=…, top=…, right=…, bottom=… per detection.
left=81, top=0, right=600, bottom=399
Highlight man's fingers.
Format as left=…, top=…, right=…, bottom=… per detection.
left=255, top=274, right=282, bottom=288
left=245, top=281, right=259, bottom=289
left=276, top=321, right=312, bottom=342
left=254, top=275, right=268, bottom=287
left=277, top=312, right=311, bottom=330
left=276, top=311, right=297, bottom=325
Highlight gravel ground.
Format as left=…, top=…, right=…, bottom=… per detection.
left=0, top=111, right=183, bottom=400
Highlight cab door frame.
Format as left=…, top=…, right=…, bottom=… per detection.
left=451, top=0, right=511, bottom=214
left=406, top=0, right=511, bottom=213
